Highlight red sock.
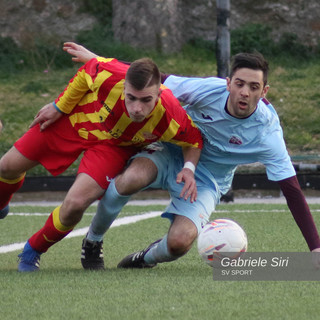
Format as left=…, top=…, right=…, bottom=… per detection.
left=28, top=206, right=75, bottom=253
left=0, top=174, right=25, bottom=209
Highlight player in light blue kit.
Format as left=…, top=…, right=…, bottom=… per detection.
left=64, top=43, right=320, bottom=270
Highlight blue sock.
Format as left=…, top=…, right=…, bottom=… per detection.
left=144, top=235, right=180, bottom=264
left=87, top=179, right=131, bottom=242
left=0, top=205, right=9, bottom=219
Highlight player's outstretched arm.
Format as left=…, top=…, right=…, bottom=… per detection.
left=63, top=42, right=98, bottom=63
left=278, top=176, right=320, bottom=268
left=63, top=42, right=171, bottom=83
left=311, top=248, right=320, bottom=269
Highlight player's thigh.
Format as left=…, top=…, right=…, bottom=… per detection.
left=115, top=157, right=158, bottom=195
left=62, top=173, right=105, bottom=213
left=130, top=143, right=172, bottom=191
left=0, top=146, right=38, bottom=178
left=79, top=144, right=138, bottom=190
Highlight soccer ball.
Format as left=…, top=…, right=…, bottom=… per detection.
left=197, top=218, right=248, bottom=267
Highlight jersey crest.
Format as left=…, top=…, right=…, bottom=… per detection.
left=229, top=135, right=243, bottom=145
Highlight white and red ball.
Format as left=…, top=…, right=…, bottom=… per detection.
left=197, top=219, right=248, bottom=267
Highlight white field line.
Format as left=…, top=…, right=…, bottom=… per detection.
left=9, top=197, right=320, bottom=207
left=2, top=198, right=320, bottom=254
left=0, top=211, right=162, bottom=254
left=10, top=199, right=170, bottom=207
left=8, top=208, right=320, bottom=217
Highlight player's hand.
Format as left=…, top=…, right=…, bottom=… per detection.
left=311, top=248, right=320, bottom=269
left=63, top=42, right=98, bottom=63
left=30, top=103, right=63, bottom=131
left=176, top=168, right=197, bottom=203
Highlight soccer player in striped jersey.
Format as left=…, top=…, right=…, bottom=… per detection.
left=0, top=55, right=203, bottom=271
left=64, top=42, right=320, bottom=270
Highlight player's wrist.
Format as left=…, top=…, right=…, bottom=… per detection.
left=52, top=101, right=63, bottom=113
left=183, top=161, right=195, bottom=173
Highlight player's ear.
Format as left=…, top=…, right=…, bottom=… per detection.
left=226, top=77, right=231, bottom=92
left=262, top=84, right=270, bottom=98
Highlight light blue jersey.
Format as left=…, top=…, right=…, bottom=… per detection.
left=106, top=75, right=297, bottom=233
left=164, top=75, right=296, bottom=195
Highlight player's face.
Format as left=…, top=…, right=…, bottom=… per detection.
left=124, top=81, right=161, bottom=122
left=226, top=68, right=269, bottom=118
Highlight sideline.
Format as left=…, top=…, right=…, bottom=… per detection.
left=0, top=211, right=162, bottom=254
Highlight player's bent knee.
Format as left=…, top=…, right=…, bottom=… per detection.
left=59, top=198, right=87, bottom=226
left=167, top=232, right=197, bottom=257
left=0, top=148, right=35, bottom=179
left=167, top=218, right=198, bottom=257
left=0, top=156, right=17, bottom=178
left=62, top=196, right=88, bottom=215
left=167, top=239, right=191, bottom=257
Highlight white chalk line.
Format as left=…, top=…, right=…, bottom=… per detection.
left=11, top=197, right=320, bottom=207
left=7, top=208, right=320, bottom=217
left=2, top=199, right=320, bottom=254
left=10, top=199, right=170, bottom=207
left=0, top=211, right=162, bottom=254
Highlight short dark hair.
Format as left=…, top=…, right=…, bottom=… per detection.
left=125, top=58, right=161, bottom=90
left=229, top=52, right=269, bottom=86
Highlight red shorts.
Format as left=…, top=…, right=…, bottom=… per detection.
left=14, top=116, right=139, bottom=189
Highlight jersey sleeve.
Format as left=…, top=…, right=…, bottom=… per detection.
left=259, top=128, right=296, bottom=181
left=54, top=57, right=113, bottom=114
left=278, top=176, right=320, bottom=250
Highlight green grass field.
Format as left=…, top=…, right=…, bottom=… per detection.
left=0, top=201, right=319, bottom=320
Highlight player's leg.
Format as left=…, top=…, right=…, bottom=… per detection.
left=117, top=215, right=199, bottom=269
left=1, top=117, right=82, bottom=219
left=18, top=173, right=105, bottom=272
left=142, top=215, right=198, bottom=265
left=86, top=144, right=168, bottom=244
left=117, top=190, right=215, bottom=269
left=17, top=138, right=125, bottom=272
left=167, top=215, right=198, bottom=256
left=117, top=216, right=198, bottom=268
left=117, top=149, right=220, bottom=268
left=86, top=157, right=158, bottom=241
left=0, top=146, right=38, bottom=218
left=81, top=157, right=158, bottom=270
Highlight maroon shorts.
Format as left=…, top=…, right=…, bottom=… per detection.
left=14, top=116, right=138, bottom=189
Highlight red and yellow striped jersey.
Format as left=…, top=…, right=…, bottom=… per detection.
left=55, top=58, right=202, bottom=149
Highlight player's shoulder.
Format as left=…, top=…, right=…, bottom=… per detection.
left=257, top=98, right=279, bottom=120
left=159, top=84, right=181, bottom=106
left=88, top=57, right=129, bottom=74
left=96, top=57, right=115, bottom=64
